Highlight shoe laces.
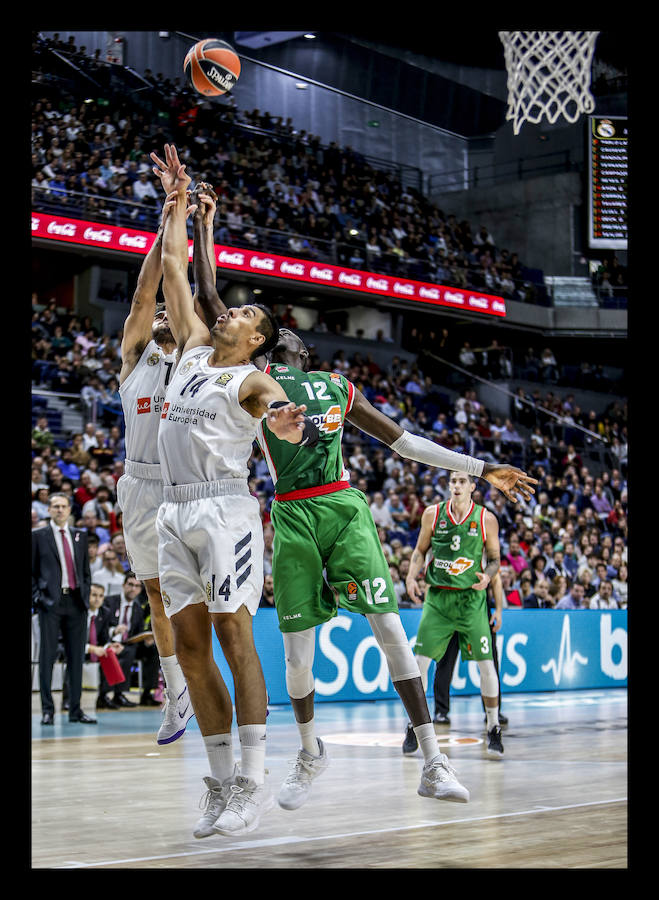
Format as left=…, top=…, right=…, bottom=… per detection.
left=225, top=781, right=261, bottom=816
left=426, top=753, right=458, bottom=781
left=284, top=752, right=316, bottom=784
left=199, top=782, right=226, bottom=813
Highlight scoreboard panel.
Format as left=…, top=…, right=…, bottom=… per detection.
left=588, top=115, right=628, bottom=250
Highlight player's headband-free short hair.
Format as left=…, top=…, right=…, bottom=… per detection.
left=154, top=303, right=167, bottom=318
left=252, top=304, right=279, bottom=361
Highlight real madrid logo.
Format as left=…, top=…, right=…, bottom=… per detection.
left=179, top=360, right=194, bottom=376
left=215, top=373, right=233, bottom=387
left=596, top=119, right=616, bottom=138
left=161, top=591, right=171, bottom=608
left=147, top=353, right=160, bottom=366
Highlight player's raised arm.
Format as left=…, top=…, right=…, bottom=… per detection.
left=191, top=183, right=228, bottom=328
left=119, top=213, right=166, bottom=385
left=345, top=387, right=538, bottom=504
left=154, top=145, right=211, bottom=355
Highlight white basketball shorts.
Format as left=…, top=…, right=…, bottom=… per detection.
left=116, top=461, right=164, bottom=582
left=156, top=480, right=264, bottom=620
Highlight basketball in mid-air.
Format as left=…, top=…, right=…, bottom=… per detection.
left=183, top=39, right=241, bottom=96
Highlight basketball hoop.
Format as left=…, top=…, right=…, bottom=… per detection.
left=499, top=31, right=600, bottom=134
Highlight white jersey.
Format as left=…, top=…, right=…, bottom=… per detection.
left=157, top=346, right=259, bottom=487
left=119, top=340, right=178, bottom=465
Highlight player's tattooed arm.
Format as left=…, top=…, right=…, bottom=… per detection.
left=472, top=510, right=501, bottom=590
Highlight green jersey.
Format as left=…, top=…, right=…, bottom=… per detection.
left=256, top=364, right=356, bottom=497
left=425, top=499, right=487, bottom=591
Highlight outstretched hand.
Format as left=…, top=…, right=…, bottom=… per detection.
left=151, top=143, right=191, bottom=196
left=192, top=182, right=218, bottom=227
left=266, top=402, right=308, bottom=443
left=483, top=464, right=538, bottom=504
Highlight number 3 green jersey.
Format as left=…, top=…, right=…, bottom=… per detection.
left=256, top=364, right=356, bottom=498
left=425, top=499, right=487, bottom=590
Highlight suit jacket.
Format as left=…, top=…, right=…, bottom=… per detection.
left=32, top=524, right=91, bottom=611
left=105, top=593, right=146, bottom=641
left=85, top=604, right=113, bottom=658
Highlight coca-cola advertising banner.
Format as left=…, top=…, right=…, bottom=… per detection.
left=32, top=212, right=506, bottom=317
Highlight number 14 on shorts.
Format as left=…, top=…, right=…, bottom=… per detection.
left=209, top=573, right=232, bottom=602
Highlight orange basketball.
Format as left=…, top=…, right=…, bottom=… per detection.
left=183, top=39, right=241, bottom=97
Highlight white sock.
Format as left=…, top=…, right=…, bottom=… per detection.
left=414, top=723, right=439, bottom=763
left=297, top=718, right=320, bottom=756
left=203, top=733, right=235, bottom=783
left=485, top=704, right=500, bottom=730
left=159, top=654, right=186, bottom=699
left=238, top=723, right=267, bottom=785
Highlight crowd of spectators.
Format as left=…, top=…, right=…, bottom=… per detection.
left=32, top=290, right=628, bottom=613
left=31, top=31, right=558, bottom=305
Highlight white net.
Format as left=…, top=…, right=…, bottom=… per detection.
left=499, top=31, right=600, bottom=134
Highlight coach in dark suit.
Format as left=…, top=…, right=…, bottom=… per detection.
left=32, top=492, right=96, bottom=724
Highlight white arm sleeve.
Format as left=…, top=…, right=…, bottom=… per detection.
left=389, top=430, right=485, bottom=477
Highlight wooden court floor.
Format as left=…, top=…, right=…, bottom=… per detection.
left=31, top=688, right=627, bottom=869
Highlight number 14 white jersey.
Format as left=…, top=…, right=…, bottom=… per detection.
left=157, top=345, right=260, bottom=487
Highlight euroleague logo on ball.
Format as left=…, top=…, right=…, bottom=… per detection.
left=184, top=38, right=241, bottom=97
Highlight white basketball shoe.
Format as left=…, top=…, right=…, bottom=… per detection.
left=193, top=765, right=239, bottom=839
left=278, top=738, right=330, bottom=810
left=213, top=774, right=274, bottom=836
left=418, top=753, right=470, bottom=803
left=157, top=685, right=194, bottom=745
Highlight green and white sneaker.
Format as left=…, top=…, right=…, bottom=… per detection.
left=278, top=738, right=330, bottom=810
left=193, top=766, right=238, bottom=838
left=418, top=753, right=470, bottom=803
left=213, top=775, right=274, bottom=836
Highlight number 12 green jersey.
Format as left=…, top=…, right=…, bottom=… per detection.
left=256, top=364, right=356, bottom=498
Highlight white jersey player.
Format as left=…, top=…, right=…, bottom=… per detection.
left=115, top=185, right=224, bottom=743
left=152, top=143, right=318, bottom=840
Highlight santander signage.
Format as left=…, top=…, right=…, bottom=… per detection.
left=32, top=212, right=506, bottom=317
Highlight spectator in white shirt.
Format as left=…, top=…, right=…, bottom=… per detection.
left=370, top=492, right=395, bottom=530
left=588, top=580, right=619, bottom=610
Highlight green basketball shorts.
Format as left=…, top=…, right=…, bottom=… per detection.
left=270, top=487, right=400, bottom=632
left=413, top=586, right=493, bottom=662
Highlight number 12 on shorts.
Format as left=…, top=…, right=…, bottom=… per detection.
left=362, top=577, right=389, bottom=604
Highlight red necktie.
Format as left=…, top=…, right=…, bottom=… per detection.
left=59, top=529, right=77, bottom=589
left=121, top=603, right=130, bottom=641
left=89, top=615, right=98, bottom=661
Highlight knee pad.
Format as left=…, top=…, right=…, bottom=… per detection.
left=478, top=658, right=499, bottom=698
left=366, top=612, right=420, bottom=683
left=282, top=629, right=316, bottom=699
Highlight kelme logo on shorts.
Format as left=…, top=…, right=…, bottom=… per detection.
left=434, top=557, right=475, bottom=576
